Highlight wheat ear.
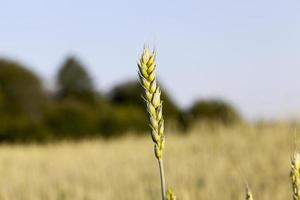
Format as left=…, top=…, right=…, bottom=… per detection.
left=245, top=187, right=254, bottom=200
left=291, top=153, right=300, bottom=200
left=166, top=189, right=176, bottom=200
left=138, top=47, right=167, bottom=200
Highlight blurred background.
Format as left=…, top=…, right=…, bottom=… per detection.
left=0, top=0, right=299, bottom=141
left=0, top=0, right=300, bottom=199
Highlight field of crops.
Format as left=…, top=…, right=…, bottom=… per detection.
left=0, top=124, right=298, bottom=200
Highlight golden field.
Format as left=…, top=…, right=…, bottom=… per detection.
left=0, top=124, right=299, bottom=200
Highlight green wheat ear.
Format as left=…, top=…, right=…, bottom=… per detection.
left=138, top=47, right=165, bottom=160
left=245, top=187, right=254, bottom=200
left=291, top=153, right=300, bottom=200
left=166, top=189, right=176, bottom=200
left=138, top=46, right=175, bottom=200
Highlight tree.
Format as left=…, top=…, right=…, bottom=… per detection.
left=56, top=56, right=96, bottom=104
left=0, top=59, right=48, bottom=142
left=46, top=100, right=97, bottom=138
left=0, top=59, right=46, bottom=119
left=108, top=81, right=184, bottom=130
left=187, top=99, right=241, bottom=125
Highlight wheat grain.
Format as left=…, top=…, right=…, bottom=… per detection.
left=291, top=153, right=300, bottom=200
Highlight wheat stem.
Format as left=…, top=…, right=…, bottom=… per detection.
left=159, top=159, right=167, bottom=200
left=291, top=153, right=300, bottom=200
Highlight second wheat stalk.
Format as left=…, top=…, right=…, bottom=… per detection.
left=291, top=152, right=300, bottom=200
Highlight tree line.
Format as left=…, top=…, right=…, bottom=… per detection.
left=0, top=56, right=241, bottom=142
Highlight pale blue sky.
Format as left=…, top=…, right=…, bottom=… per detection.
left=0, top=0, right=300, bottom=120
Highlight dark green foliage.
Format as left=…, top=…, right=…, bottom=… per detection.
left=0, top=59, right=47, bottom=119
left=109, top=81, right=143, bottom=106
left=0, top=59, right=49, bottom=142
left=56, top=57, right=96, bottom=104
left=109, top=81, right=184, bottom=130
left=187, top=99, right=241, bottom=125
left=46, top=100, right=98, bottom=138
left=0, top=115, right=49, bottom=142
left=0, top=57, right=243, bottom=142
left=97, top=104, right=148, bottom=137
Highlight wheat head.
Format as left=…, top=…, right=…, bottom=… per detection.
left=245, top=187, right=253, bottom=200
left=291, top=153, right=300, bottom=200
left=166, top=189, right=176, bottom=200
left=138, top=47, right=165, bottom=160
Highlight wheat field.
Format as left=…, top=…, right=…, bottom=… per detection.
left=0, top=124, right=298, bottom=200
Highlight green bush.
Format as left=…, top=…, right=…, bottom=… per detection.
left=96, top=102, right=148, bottom=137
left=0, top=59, right=47, bottom=119
left=56, top=56, right=97, bottom=104
left=187, top=99, right=241, bottom=126
left=0, top=58, right=243, bottom=142
left=45, top=100, right=98, bottom=139
left=108, top=80, right=185, bottom=130
left=0, top=115, right=50, bottom=142
left=0, top=59, right=49, bottom=142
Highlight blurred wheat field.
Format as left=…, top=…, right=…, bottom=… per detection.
left=0, top=124, right=298, bottom=200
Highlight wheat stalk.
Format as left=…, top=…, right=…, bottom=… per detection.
left=291, top=152, right=300, bottom=200
left=138, top=47, right=169, bottom=200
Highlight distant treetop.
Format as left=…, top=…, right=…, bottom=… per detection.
left=56, top=56, right=96, bottom=104
left=188, top=99, right=241, bottom=125
left=0, top=59, right=46, bottom=119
